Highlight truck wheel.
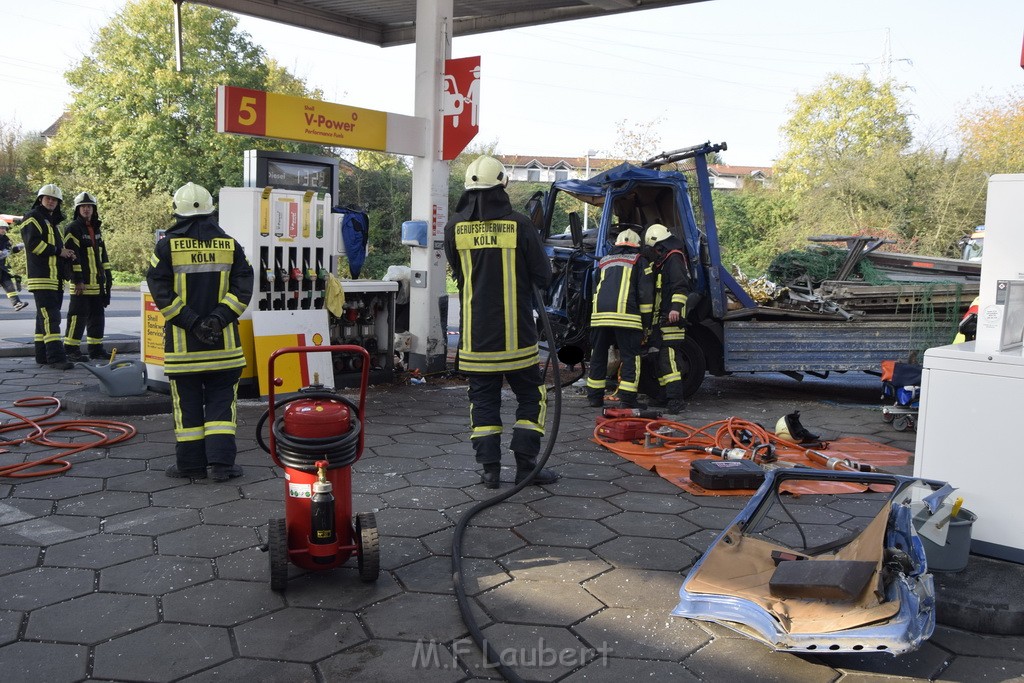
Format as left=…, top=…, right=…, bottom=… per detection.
left=680, top=337, right=707, bottom=399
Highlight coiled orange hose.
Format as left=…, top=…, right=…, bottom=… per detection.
left=0, top=397, right=137, bottom=478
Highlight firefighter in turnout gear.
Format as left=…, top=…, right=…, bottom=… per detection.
left=63, top=192, right=113, bottom=361
left=586, top=229, right=654, bottom=408
left=146, top=182, right=254, bottom=482
left=644, top=223, right=691, bottom=414
left=20, top=183, right=77, bottom=370
left=444, top=155, right=558, bottom=489
left=0, top=221, right=28, bottom=312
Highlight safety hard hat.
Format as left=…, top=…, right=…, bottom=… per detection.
left=774, top=411, right=820, bottom=444
left=172, top=182, right=214, bottom=217
left=74, top=192, right=97, bottom=210
left=615, top=229, right=641, bottom=247
left=464, top=156, right=508, bottom=190
left=644, top=223, right=672, bottom=247
left=37, top=184, right=63, bottom=201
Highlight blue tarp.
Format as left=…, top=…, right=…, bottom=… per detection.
left=335, top=206, right=369, bottom=278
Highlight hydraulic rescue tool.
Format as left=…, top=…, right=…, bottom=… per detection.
left=257, top=345, right=379, bottom=591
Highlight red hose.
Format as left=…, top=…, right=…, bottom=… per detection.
left=0, top=397, right=137, bottom=478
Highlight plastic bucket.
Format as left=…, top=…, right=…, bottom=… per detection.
left=914, top=508, right=977, bottom=573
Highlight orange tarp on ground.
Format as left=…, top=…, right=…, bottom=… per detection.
left=595, top=421, right=913, bottom=496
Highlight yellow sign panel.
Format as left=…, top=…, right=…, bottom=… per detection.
left=217, top=85, right=387, bottom=150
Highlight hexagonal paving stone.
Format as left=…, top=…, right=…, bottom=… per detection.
left=0, top=497, right=53, bottom=525
left=528, top=495, right=620, bottom=520
left=0, top=543, right=41, bottom=576
left=319, top=639, right=465, bottom=682
left=44, top=532, right=153, bottom=568
left=680, top=505, right=745, bottom=531
left=573, top=607, right=711, bottom=660
left=392, top=431, right=461, bottom=447
left=105, top=469, right=189, bottom=493
left=591, top=536, right=700, bottom=572
left=0, top=609, right=23, bottom=646
left=55, top=490, right=150, bottom=517
left=600, top=510, right=701, bottom=539
left=371, top=442, right=446, bottom=459
left=393, top=555, right=509, bottom=595
left=93, top=623, right=233, bottom=682
left=562, top=657, right=699, bottom=681
left=104, top=506, right=201, bottom=535
left=11, top=475, right=103, bottom=500
left=543, top=477, right=625, bottom=499
left=240, top=477, right=285, bottom=501
left=376, top=507, right=452, bottom=538
left=284, top=569, right=403, bottom=611
left=680, top=634, right=841, bottom=683
left=443, top=501, right=538, bottom=528
left=25, top=592, right=158, bottom=644
left=0, top=566, right=94, bottom=610
left=458, top=623, right=594, bottom=681
left=0, top=641, right=89, bottom=683
left=554, top=462, right=627, bottom=481
left=99, top=554, right=213, bottom=594
left=378, top=535, right=431, bottom=571
left=215, top=546, right=272, bottom=582
left=515, top=518, right=616, bottom=549
left=613, top=473, right=694, bottom=495
left=499, top=546, right=611, bottom=583
left=362, top=592, right=471, bottom=642
left=351, top=472, right=411, bottom=494
left=583, top=568, right=686, bottom=611
left=59, top=457, right=147, bottom=478
left=234, top=607, right=366, bottom=662
left=478, top=579, right=605, bottom=626
left=150, top=483, right=240, bottom=508
left=162, top=579, right=285, bottom=626
left=382, top=485, right=471, bottom=510
left=201, top=498, right=283, bottom=526
left=184, top=658, right=317, bottom=682
left=422, top=526, right=526, bottom=558
left=403, top=468, right=481, bottom=488
left=157, top=524, right=260, bottom=558
left=353, top=455, right=428, bottom=475
left=0, top=514, right=99, bottom=547
left=607, top=491, right=698, bottom=515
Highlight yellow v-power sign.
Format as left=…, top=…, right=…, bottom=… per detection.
left=217, top=85, right=388, bottom=150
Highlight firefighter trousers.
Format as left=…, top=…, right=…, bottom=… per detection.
left=31, top=289, right=66, bottom=364
left=587, top=326, right=643, bottom=399
left=65, top=294, right=106, bottom=351
left=467, top=365, right=547, bottom=465
left=169, top=367, right=243, bottom=470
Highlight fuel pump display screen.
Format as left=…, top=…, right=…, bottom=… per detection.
left=244, top=149, right=339, bottom=200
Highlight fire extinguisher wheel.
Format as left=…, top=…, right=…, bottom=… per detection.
left=269, top=517, right=289, bottom=592
left=356, top=512, right=380, bottom=582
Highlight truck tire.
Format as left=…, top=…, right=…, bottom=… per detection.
left=680, top=337, right=707, bottom=399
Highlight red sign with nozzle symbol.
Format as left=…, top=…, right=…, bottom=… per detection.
left=442, top=57, right=480, bottom=160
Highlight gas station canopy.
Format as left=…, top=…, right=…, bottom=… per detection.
left=192, top=0, right=709, bottom=47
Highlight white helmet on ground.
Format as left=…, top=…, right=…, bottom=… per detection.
left=644, top=223, right=672, bottom=247
left=464, top=156, right=508, bottom=190
left=37, top=184, right=63, bottom=201
left=74, top=192, right=97, bottom=210
left=615, top=229, right=641, bottom=247
left=172, top=182, right=214, bottom=217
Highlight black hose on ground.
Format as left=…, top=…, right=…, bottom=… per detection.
left=451, top=285, right=562, bottom=682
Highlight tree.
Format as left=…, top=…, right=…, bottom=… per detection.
left=957, top=87, right=1024, bottom=174
left=0, top=119, right=38, bottom=212
left=713, top=187, right=797, bottom=275
left=339, top=151, right=412, bottom=278
left=775, top=73, right=912, bottom=195
left=612, top=116, right=664, bottom=163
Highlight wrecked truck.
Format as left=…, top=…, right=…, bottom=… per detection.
left=535, top=141, right=978, bottom=398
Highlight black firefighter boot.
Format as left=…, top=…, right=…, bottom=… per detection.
left=514, top=452, right=560, bottom=486
left=480, top=463, right=501, bottom=489
left=88, top=344, right=107, bottom=361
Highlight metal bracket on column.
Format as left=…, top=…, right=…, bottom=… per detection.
left=411, top=270, right=427, bottom=288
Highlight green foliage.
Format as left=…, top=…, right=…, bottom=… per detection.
left=712, top=187, right=797, bottom=275
left=103, top=192, right=175, bottom=279
left=42, top=0, right=322, bottom=206
left=776, top=73, right=912, bottom=195
left=336, top=152, right=412, bottom=279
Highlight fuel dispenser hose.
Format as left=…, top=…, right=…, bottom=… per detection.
left=451, top=286, right=562, bottom=683
left=255, top=392, right=362, bottom=470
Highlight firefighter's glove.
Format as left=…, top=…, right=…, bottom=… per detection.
left=194, top=316, right=224, bottom=345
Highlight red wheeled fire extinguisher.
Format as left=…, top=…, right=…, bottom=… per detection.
left=257, top=345, right=379, bottom=592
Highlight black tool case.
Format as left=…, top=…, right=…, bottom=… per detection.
left=689, top=459, right=766, bottom=490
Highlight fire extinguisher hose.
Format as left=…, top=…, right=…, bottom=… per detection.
left=255, top=392, right=361, bottom=471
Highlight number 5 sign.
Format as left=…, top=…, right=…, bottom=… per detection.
left=216, top=85, right=387, bottom=151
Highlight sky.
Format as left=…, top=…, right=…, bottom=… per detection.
left=3, top=0, right=1023, bottom=167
